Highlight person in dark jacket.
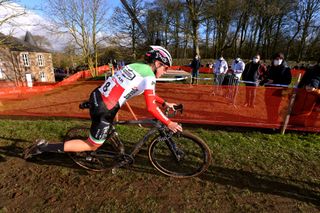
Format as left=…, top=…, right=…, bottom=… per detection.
left=290, top=58, right=320, bottom=126
left=264, top=52, right=292, bottom=123
left=190, top=54, right=201, bottom=84
left=265, top=52, right=292, bottom=86
left=305, top=61, right=320, bottom=92
left=242, top=54, right=267, bottom=107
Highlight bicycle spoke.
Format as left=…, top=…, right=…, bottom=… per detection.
left=64, top=127, right=120, bottom=171
left=149, top=131, right=211, bottom=178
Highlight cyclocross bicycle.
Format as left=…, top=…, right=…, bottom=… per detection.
left=64, top=104, right=212, bottom=178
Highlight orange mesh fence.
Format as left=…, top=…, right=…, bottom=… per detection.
left=171, top=66, right=305, bottom=78
left=1, top=81, right=319, bottom=132
left=0, top=65, right=110, bottom=99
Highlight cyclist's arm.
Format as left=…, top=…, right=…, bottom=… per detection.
left=144, top=90, right=182, bottom=133
left=155, top=95, right=165, bottom=106
left=155, top=95, right=177, bottom=108
left=144, top=89, right=171, bottom=125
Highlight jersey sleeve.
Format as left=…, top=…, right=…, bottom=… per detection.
left=144, top=89, right=170, bottom=125
left=139, top=76, right=165, bottom=105
left=155, top=95, right=165, bottom=105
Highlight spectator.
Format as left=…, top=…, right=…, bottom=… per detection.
left=290, top=58, right=320, bottom=126
left=222, top=65, right=237, bottom=85
left=242, top=54, right=267, bottom=107
left=264, top=52, right=292, bottom=86
left=190, top=54, right=201, bottom=85
left=112, top=59, right=118, bottom=71
left=213, top=56, right=228, bottom=85
left=264, top=52, right=292, bottom=123
left=304, top=58, right=320, bottom=100
left=231, top=57, right=245, bottom=80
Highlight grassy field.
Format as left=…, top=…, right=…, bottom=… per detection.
left=0, top=118, right=319, bottom=212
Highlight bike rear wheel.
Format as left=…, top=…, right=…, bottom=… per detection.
left=64, top=127, right=119, bottom=172
left=148, top=130, right=211, bottom=178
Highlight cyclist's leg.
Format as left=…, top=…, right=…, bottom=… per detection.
left=65, top=89, right=117, bottom=152
left=24, top=139, right=65, bottom=159
left=25, top=89, right=102, bottom=158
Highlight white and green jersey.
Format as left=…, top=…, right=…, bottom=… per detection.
left=98, top=63, right=156, bottom=110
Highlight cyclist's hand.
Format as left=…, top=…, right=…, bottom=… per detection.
left=168, top=121, right=183, bottom=133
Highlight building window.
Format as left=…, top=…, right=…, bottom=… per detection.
left=37, top=54, right=44, bottom=67
left=39, top=71, right=46, bottom=82
left=21, top=53, right=30, bottom=67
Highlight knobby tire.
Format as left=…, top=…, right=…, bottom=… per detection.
left=148, top=130, right=211, bottom=178
left=63, top=126, right=119, bottom=172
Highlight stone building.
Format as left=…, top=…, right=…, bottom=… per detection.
left=0, top=31, right=55, bottom=85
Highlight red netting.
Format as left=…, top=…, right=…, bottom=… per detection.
left=170, top=66, right=305, bottom=78
left=1, top=80, right=319, bottom=132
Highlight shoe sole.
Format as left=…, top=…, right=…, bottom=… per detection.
left=23, top=143, right=39, bottom=160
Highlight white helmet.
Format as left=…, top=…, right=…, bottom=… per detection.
left=145, top=45, right=172, bottom=66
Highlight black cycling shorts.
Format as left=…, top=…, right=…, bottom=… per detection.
left=87, top=88, right=119, bottom=146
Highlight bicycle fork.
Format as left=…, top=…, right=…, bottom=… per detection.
left=159, top=132, right=184, bottom=162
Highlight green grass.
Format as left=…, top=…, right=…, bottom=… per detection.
left=1, top=118, right=319, bottom=182
left=0, top=118, right=319, bottom=211
left=1, top=118, right=320, bottom=175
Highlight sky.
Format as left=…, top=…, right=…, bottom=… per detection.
left=0, top=0, right=120, bottom=50
left=17, top=0, right=120, bottom=14
left=17, top=0, right=44, bottom=10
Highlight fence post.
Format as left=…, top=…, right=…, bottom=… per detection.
left=281, top=73, right=302, bottom=134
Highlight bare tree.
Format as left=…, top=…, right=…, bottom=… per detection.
left=0, top=0, right=26, bottom=40
left=110, top=0, right=145, bottom=60
left=145, top=0, right=186, bottom=58
left=45, top=0, right=109, bottom=76
left=214, top=0, right=233, bottom=58
left=297, top=0, right=320, bottom=61
left=185, top=0, right=204, bottom=56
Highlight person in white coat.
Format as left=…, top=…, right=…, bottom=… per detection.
left=231, top=57, right=245, bottom=80
left=213, top=56, right=228, bottom=85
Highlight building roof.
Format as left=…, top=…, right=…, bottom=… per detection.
left=0, top=32, right=50, bottom=53
left=24, top=31, right=38, bottom=47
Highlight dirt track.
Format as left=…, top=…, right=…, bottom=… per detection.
left=0, top=80, right=320, bottom=211
left=0, top=119, right=319, bottom=212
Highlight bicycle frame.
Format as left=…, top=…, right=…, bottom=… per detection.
left=66, top=103, right=211, bottom=177
left=111, top=119, right=173, bottom=158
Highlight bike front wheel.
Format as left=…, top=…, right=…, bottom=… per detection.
left=148, top=130, right=211, bottom=178
left=64, top=126, right=119, bottom=172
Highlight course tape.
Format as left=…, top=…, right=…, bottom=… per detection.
left=157, top=76, right=189, bottom=82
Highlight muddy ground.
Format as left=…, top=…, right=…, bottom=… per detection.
left=0, top=81, right=319, bottom=212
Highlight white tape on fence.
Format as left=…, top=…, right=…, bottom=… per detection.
left=156, top=76, right=190, bottom=82
left=263, top=83, right=290, bottom=88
